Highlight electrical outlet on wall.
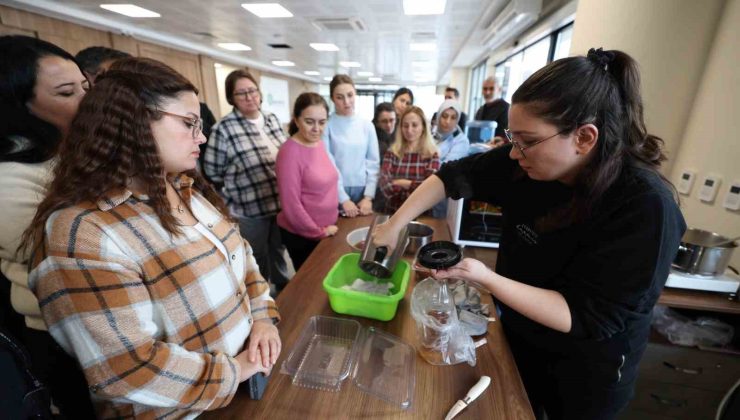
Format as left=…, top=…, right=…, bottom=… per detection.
left=698, top=174, right=721, bottom=203
left=677, top=170, right=695, bottom=195
left=722, top=180, right=740, bottom=211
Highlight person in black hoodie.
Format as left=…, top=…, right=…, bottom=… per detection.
left=372, top=48, right=686, bottom=420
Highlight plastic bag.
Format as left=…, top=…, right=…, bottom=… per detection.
left=652, top=305, right=734, bottom=347
left=410, top=277, right=476, bottom=366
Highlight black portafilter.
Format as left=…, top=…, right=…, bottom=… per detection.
left=416, top=241, right=462, bottom=270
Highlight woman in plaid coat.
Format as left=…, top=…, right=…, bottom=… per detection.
left=379, top=106, right=440, bottom=214
left=22, top=58, right=280, bottom=419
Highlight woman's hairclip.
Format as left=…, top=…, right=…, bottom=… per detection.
left=587, top=47, right=615, bottom=71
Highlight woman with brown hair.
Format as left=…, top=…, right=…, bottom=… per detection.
left=23, top=57, right=280, bottom=419
left=323, top=74, right=380, bottom=217
left=378, top=106, right=440, bottom=214
left=204, top=69, right=291, bottom=292
left=276, top=92, right=338, bottom=269
left=373, top=49, right=686, bottom=419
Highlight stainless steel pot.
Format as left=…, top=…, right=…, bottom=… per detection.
left=359, top=215, right=410, bottom=278
left=405, top=221, right=434, bottom=255
left=672, top=228, right=737, bottom=276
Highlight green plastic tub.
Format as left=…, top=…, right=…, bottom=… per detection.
left=323, top=253, right=410, bottom=321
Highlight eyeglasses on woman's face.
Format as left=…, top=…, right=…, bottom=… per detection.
left=504, top=127, right=574, bottom=159
left=159, top=110, right=203, bottom=139
left=232, top=88, right=260, bottom=100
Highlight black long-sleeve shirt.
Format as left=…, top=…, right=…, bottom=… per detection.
left=474, top=99, right=509, bottom=138
left=437, top=145, right=686, bottom=360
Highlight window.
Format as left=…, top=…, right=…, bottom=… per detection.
left=493, top=22, right=574, bottom=103
left=467, top=59, right=487, bottom=116
left=553, top=24, right=573, bottom=60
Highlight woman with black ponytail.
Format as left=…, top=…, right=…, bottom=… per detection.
left=373, top=48, right=686, bottom=419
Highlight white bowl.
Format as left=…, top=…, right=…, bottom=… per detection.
left=346, top=227, right=370, bottom=252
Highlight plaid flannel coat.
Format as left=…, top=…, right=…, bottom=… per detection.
left=379, top=150, right=440, bottom=214
left=29, top=175, right=279, bottom=419
left=203, top=109, right=286, bottom=218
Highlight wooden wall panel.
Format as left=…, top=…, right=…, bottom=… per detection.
left=0, top=22, right=35, bottom=37
left=138, top=42, right=204, bottom=99
left=109, top=33, right=139, bottom=56
left=0, top=5, right=110, bottom=54
left=198, top=55, right=221, bottom=116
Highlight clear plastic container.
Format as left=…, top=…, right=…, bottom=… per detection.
left=281, top=316, right=416, bottom=409
left=281, top=316, right=360, bottom=391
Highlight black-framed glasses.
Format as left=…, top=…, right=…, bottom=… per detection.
left=504, top=127, right=573, bottom=158
left=159, top=110, right=203, bottom=139
left=232, top=88, right=260, bottom=100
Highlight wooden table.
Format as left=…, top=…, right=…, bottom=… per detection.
left=202, top=215, right=534, bottom=419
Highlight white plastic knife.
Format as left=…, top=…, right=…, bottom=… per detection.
left=444, top=375, right=491, bottom=420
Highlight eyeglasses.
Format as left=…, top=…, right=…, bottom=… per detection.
left=159, top=110, right=203, bottom=139
left=232, top=88, right=260, bottom=100
left=504, top=127, right=573, bottom=158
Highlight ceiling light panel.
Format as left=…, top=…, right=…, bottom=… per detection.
left=410, top=42, right=436, bottom=52
left=100, top=4, right=160, bottom=18
left=218, top=43, right=252, bottom=51
left=357, top=71, right=373, bottom=76
left=403, top=0, right=447, bottom=15
left=272, top=60, right=295, bottom=66
left=241, top=3, right=293, bottom=18
left=310, top=43, right=340, bottom=51
left=339, top=61, right=361, bottom=68
left=368, top=77, right=382, bottom=82
left=304, top=70, right=320, bottom=76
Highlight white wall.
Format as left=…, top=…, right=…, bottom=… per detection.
left=570, top=0, right=726, bottom=174
left=668, top=0, right=740, bottom=268
left=449, top=67, right=471, bottom=114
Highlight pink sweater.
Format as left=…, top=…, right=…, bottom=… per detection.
left=276, top=139, right=339, bottom=239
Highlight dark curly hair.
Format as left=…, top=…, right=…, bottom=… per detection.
left=21, top=57, right=231, bottom=253
left=0, top=35, right=80, bottom=163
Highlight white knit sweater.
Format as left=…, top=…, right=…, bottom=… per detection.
left=0, top=159, right=54, bottom=331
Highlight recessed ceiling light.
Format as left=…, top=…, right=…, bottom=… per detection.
left=323, top=76, right=333, bottom=82
left=339, top=61, right=361, bottom=68
left=214, top=63, right=223, bottom=68
left=368, top=77, right=382, bottom=82
left=304, top=70, right=320, bottom=76
left=410, top=42, right=436, bottom=52
left=412, top=61, right=430, bottom=67
left=357, top=71, right=373, bottom=77
left=403, top=0, right=446, bottom=15
left=310, top=43, right=340, bottom=52
left=272, top=60, right=295, bottom=67
left=100, top=4, right=160, bottom=18
left=218, top=43, right=252, bottom=51
left=241, top=3, right=293, bottom=18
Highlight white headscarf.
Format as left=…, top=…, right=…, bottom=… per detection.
left=436, top=99, right=462, bottom=135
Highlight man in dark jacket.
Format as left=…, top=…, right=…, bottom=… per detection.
left=475, top=77, right=509, bottom=140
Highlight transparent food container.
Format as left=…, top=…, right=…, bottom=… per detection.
left=281, top=315, right=416, bottom=410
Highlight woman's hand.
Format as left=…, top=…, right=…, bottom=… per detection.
left=324, top=225, right=338, bottom=237
left=358, top=197, right=374, bottom=215
left=392, top=179, right=413, bottom=189
left=342, top=200, right=359, bottom=218
left=432, top=258, right=496, bottom=291
left=235, top=350, right=272, bottom=383
left=246, top=319, right=281, bottom=371
left=371, top=220, right=402, bottom=254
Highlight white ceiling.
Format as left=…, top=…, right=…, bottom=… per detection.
left=8, top=0, right=501, bottom=85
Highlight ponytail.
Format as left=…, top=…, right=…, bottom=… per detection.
left=606, top=50, right=666, bottom=167
left=512, top=48, right=675, bottom=230
left=288, top=119, right=299, bottom=136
